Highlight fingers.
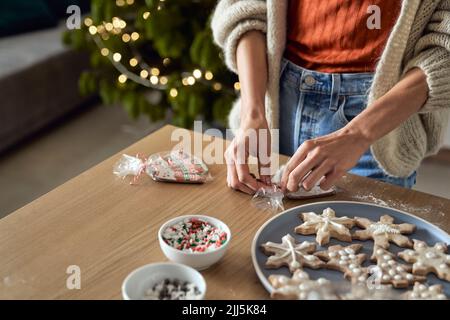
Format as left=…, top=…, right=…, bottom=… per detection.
left=301, top=161, right=333, bottom=191
left=227, top=163, right=255, bottom=194
left=319, top=167, right=344, bottom=190
left=235, top=163, right=259, bottom=191
left=285, top=151, right=323, bottom=192
left=280, top=140, right=314, bottom=191
left=257, top=129, right=272, bottom=185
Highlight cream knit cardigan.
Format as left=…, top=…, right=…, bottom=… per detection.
left=211, top=0, right=450, bottom=178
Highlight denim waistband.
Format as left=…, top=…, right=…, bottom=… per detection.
left=281, top=58, right=374, bottom=96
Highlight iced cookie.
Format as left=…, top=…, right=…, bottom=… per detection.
left=352, top=215, right=415, bottom=249
left=398, top=240, right=450, bottom=282
left=314, top=244, right=367, bottom=284
left=269, top=270, right=338, bottom=300
left=370, top=247, right=426, bottom=288
left=261, top=234, right=325, bottom=272
left=295, top=208, right=355, bottom=245
left=402, top=282, right=448, bottom=300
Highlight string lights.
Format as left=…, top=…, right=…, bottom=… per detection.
left=85, top=0, right=239, bottom=94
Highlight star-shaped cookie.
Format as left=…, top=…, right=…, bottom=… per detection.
left=295, top=208, right=355, bottom=245
left=369, top=247, right=426, bottom=288
left=269, top=269, right=338, bottom=300
left=314, top=244, right=367, bottom=284
left=352, top=215, right=415, bottom=249
left=261, top=234, right=325, bottom=272
left=402, top=282, right=448, bottom=300
left=398, top=240, right=450, bottom=282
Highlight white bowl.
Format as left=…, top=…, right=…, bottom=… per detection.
left=121, top=262, right=206, bottom=300
left=158, top=215, right=231, bottom=270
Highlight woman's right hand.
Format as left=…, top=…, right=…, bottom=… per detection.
left=227, top=30, right=269, bottom=194
left=225, top=109, right=272, bottom=194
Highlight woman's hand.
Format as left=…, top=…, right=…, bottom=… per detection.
left=225, top=110, right=271, bottom=194
left=280, top=127, right=371, bottom=192
left=280, top=67, right=429, bottom=192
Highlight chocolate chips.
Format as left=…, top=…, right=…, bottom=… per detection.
left=144, top=278, right=201, bottom=300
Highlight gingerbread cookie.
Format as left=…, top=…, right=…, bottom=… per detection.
left=269, top=270, right=338, bottom=300
left=370, top=247, right=426, bottom=288
left=402, top=282, right=448, bottom=300
left=314, top=244, right=367, bottom=284
left=295, top=208, right=355, bottom=245
left=261, top=234, right=325, bottom=272
left=353, top=215, right=415, bottom=249
left=398, top=240, right=450, bottom=282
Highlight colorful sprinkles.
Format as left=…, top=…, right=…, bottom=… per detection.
left=163, top=218, right=228, bottom=253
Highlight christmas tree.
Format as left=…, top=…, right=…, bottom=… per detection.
left=63, top=0, right=238, bottom=128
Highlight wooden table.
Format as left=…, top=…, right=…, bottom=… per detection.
left=0, top=125, right=449, bottom=299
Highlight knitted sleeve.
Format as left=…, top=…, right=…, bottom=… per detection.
left=211, top=0, right=267, bottom=73
left=403, top=0, right=450, bottom=113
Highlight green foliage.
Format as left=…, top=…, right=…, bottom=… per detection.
left=63, top=0, right=237, bottom=128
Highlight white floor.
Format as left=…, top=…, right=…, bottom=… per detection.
left=0, top=104, right=448, bottom=219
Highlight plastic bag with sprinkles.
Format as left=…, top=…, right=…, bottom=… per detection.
left=113, top=150, right=211, bottom=184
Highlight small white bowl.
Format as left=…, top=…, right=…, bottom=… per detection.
left=158, top=215, right=231, bottom=270
left=121, top=262, right=206, bottom=300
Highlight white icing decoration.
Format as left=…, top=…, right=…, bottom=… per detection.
left=437, top=294, right=446, bottom=300
left=418, top=284, right=427, bottom=291
left=358, top=275, right=366, bottom=282
left=368, top=223, right=400, bottom=235
left=388, top=260, right=395, bottom=266
left=415, top=261, right=423, bottom=267
left=291, top=261, right=300, bottom=269
left=406, top=274, right=414, bottom=280
left=352, top=268, right=361, bottom=275
left=349, top=263, right=356, bottom=269
left=407, top=250, right=415, bottom=256
left=339, top=260, right=348, bottom=265
left=396, top=266, right=404, bottom=272
left=388, top=269, right=396, bottom=276
left=381, top=263, right=388, bottom=268
left=339, top=250, right=346, bottom=256
left=317, top=278, right=328, bottom=285
left=425, top=251, right=437, bottom=259
left=439, top=263, right=448, bottom=269
left=345, top=248, right=355, bottom=254
left=341, top=255, right=349, bottom=261
left=376, top=249, right=384, bottom=255
left=411, top=292, right=419, bottom=298
left=382, top=275, right=390, bottom=281
left=420, top=292, right=429, bottom=298
left=435, top=244, right=445, bottom=251
left=305, top=255, right=316, bottom=261
left=329, top=252, right=337, bottom=258
left=349, top=254, right=356, bottom=259
left=383, top=255, right=392, bottom=261
left=417, top=242, right=425, bottom=248
left=300, top=283, right=309, bottom=291
left=394, top=275, right=402, bottom=281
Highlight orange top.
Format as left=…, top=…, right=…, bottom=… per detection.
left=285, top=0, right=402, bottom=73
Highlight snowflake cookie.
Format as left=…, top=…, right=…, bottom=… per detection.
left=314, top=244, right=367, bottom=284
left=370, top=247, right=426, bottom=288
left=261, top=234, right=325, bottom=272
left=402, top=282, right=448, bottom=300
left=295, top=208, right=355, bottom=246
left=398, top=240, right=450, bottom=282
left=269, top=270, right=338, bottom=300
left=352, top=215, right=415, bottom=249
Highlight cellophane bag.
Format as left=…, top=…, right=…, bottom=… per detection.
left=113, top=150, right=210, bottom=184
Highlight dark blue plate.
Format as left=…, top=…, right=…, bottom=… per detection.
left=252, top=201, right=450, bottom=297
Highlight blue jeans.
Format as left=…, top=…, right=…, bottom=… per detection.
left=279, top=58, right=416, bottom=188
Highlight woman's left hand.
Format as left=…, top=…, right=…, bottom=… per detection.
left=280, top=127, right=372, bottom=192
